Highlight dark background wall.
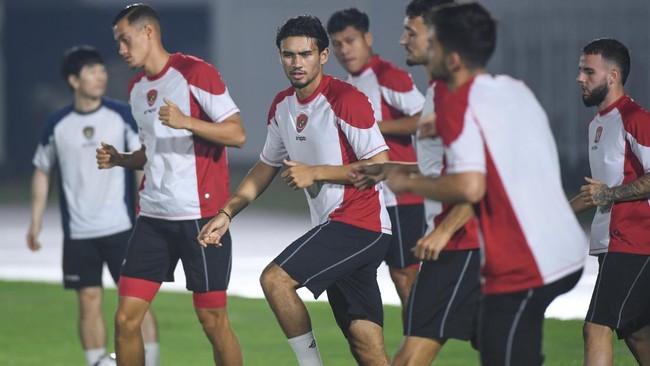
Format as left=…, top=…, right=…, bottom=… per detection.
left=2, top=0, right=649, bottom=197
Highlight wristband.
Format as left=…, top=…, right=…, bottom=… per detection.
left=217, top=209, right=232, bottom=222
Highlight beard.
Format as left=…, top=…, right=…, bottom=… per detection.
left=582, top=82, right=609, bottom=107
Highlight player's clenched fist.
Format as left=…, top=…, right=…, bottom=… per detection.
left=158, top=97, right=189, bottom=130
left=96, top=142, right=121, bottom=169
left=197, top=212, right=230, bottom=247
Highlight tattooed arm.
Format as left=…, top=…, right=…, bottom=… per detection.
left=580, top=173, right=650, bottom=206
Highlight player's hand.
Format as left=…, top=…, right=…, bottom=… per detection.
left=417, top=113, right=437, bottom=139
left=349, top=163, right=386, bottom=190
left=385, top=169, right=411, bottom=195
left=197, top=212, right=231, bottom=247
left=96, top=142, right=121, bottom=169
left=26, top=223, right=41, bottom=251
left=159, top=98, right=190, bottom=130
left=580, top=177, right=612, bottom=206
left=412, top=228, right=452, bottom=261
left=281, top=159, right=316, bottom=189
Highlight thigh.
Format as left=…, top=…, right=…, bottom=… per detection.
left=178, top=218, right=232, bottom=292
left=405, top=250, right=480, bottom=342
left=274, top=221, right=390, bottom=298
left=121, top=217, right=180, bottom=283
left=63, top=236, right=103, bottom=289
left=327, top=258, right=386, bottom=333
left=587, top=252, right=650, bottom=338
left=385, top=204, right=425, bottom=269
left=100, top=230, right=132, bottom=285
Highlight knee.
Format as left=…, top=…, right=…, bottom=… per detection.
left=583, top=321, right=612, bottom=342
left=197, top=308, right=230, bottom=339
left=259, top=263, right=287, bottom=292
left=115, top=308, right=143, bottom=336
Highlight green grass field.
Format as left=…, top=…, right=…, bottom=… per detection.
left=0, top=280, right=637, bottom=365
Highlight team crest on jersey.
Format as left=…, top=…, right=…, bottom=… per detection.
left=146, top=89, right=158, bottom=107
left=82, top=126, right=94, bottom=140
left=594, top=126, right=603, bottom=143
left=296, top=114, right=308, bottom=133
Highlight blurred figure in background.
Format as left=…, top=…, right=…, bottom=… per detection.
left=27, top=45, right=159, bottom=366
left=327, top=8, right=425, bottom=315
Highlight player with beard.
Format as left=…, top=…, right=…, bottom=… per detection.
left=573, top=38, right=650, bottom=366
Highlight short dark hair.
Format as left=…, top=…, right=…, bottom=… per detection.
left=276, top=15, right=329, bottom=53
left=425, top=2, right=496, bottom=70
left=60, top=45, right=104, bottom=83
left=405, top=0, right=454, bottom=19
left=582, top=38, right=631, bottom=85
left=112, top=3, right=160, bottom=28
left=326, top=8, right=369, bottom=34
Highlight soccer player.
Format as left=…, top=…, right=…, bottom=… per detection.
left=98, top=4, right=246, bottom=366
left=199, top=14, right=392, bottom=366
left=26, top=45, right=159, bottom=366
left=326, top=8, right=425, bottom=314
left=353, top=3, right=586, bottom=365
left=573, top=38, right=650, bottom=366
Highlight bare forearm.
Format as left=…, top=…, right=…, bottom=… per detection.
left=315, top=151, right=390, bottom=185
left=404, top=172, right=485, bottom=204
left=186, top=114, right=246, bottom=148
left=30, top=169, right=50, bottom=225
left=222, top=161, right=279, bottom=217
left=434, top=203, right=474, bottom=236
left=378, top=113, right=420, bottom=136
left=118, top=149, right=147, bottom=170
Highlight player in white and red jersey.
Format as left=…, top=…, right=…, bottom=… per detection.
left=355, top=3, right=586, bottom=365
left=573, top=38, right=650, bottom=365
left=199, top=15, right=391, bottom=366
left=349, top=1, right=481, bottom=364
left=27, top=45, right=159, bottom=366
left=97, top=4, right=246, bottom=365
left=326, top=7, right=426, bottom=314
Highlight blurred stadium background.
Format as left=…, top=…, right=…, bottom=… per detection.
left=1, top=0, right=649, bottom=319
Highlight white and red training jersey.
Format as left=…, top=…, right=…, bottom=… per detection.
left=347, top=55, right=424, bottom=207
left=128, top=53, right=239, bottom=220
left=33, top=98, right=140, bottom=239
left=261, top=74, right=391, bottom=234
left=588, top=95, right=650, bottom=255
left=436, top=74, right=586, bottom=294
left=417, top=81, right=479, bottom=251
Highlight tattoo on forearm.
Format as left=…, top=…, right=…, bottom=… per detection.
left=609, top=173, right=650, bottom=202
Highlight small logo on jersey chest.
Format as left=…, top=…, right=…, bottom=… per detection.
left=147, top=89, right=158, bottom=107
left=82, top=126, right=94, bottom=140
left=594, top=126, right=603, bottom=143
left=296, top=114, right=308, bottom=133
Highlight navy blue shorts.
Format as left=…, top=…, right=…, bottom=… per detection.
left=479, top=270, right=582, bottom=366
left=121, top=216, right=232, bottom=293
left=586, top=252, right=650, bottom=339
left=385, top=204, right=425, bottom=269
left=404, top=249, right=480, bottom=342
left=63, top=230, right=130, bottom=289
left=274, top=220, right=391, bottom=331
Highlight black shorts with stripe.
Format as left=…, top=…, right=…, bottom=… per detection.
left=586, top=252, right=650, bottom=339
left=63, top=229, right=131, bottom=289
left=273, top=220, right=391, bottom=331
left=479, top=269, right=582, bottom=366
left=121, top=216, right=232, bottom=293
left=404, top=249, right=480, bottom=341
left=386, top=204, right=425, bottom=269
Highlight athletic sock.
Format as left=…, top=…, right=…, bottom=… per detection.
left=287, top=331, right=323, bottom=366
left=84, top=348, right=106, bottom=366
left=144, top=342, right=160, bottom=366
